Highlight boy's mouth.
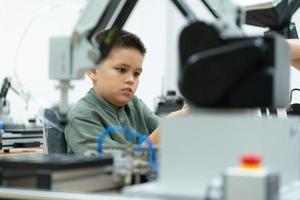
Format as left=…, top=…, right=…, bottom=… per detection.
left=121, top=88, right=133, bottom=96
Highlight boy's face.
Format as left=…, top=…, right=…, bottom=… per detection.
left=88, top=47, right=144, bottom=108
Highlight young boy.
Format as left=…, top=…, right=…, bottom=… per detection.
left=65, top=30, right=180, bottom=155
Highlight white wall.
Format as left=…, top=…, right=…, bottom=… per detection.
left=0, top=0, right=88, bottom=123
left=1, top=0, right=300, bottom=124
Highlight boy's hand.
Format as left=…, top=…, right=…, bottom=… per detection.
left=287, top=39, right=300, bottom=69
left=146, top=104, right=189, bottom=146
left=167, top=104, right=189, bottom=117
left=149, top=127, right=159, bottom=145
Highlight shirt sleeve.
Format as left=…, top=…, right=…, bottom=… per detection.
left=139, top=99, right=160, bottom=133
left=65, top=117, right=119, bottom=155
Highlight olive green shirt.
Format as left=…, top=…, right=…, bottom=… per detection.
left=65, top=88, right=159, bottom=155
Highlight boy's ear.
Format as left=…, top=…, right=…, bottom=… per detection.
left=87, top=69, right=97, bottom=81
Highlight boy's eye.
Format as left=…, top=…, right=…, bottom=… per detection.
left=116, top=68, right=127, bottom=73
left=134, top=72, right=141, bottom=78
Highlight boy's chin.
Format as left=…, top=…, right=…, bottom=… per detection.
left=115, top=98, right=132, bottom=107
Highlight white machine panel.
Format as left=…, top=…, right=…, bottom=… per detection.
left=158, top=115, right=300, bottom=197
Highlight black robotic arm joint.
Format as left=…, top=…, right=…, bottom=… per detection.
left=178, top=22, right=277, bottom=108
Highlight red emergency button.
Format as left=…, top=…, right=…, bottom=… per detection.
left=240, top=154, right=262, bottom=168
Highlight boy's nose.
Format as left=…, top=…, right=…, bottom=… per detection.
left=125, top=74, right=134, bottom=84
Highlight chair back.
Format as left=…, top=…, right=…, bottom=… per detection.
left=43, top=108, right=67, bottom=154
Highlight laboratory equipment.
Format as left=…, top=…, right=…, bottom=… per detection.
left=245, top=0, right=300, bottom=38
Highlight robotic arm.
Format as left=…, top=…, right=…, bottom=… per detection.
left=172, top=0, right=245, bottom=37
left=0, top=77, right=31, bottom=122
left=198, top=0, right=245, bottom=37
left=174, top=0, right=290, bottom=108
left=0, top=78, right=12, bottom=118
left=244, top=0, right=300, bottom=38
left=49, top=0, right=138, bottom=116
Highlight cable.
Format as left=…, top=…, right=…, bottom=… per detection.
left=97, top=126, right=157, bottom=173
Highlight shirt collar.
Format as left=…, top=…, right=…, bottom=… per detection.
left=88, top=88, right=124, bottom=115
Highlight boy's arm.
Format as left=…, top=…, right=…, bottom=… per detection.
left=287, top=39, right=300, bottom=69
left=65, top=118, right=102, bottom=155
left=167, top=104, right=189, bottom=117
left=138, top=97, right=189, bottom=145
left=147, top=105, right=189, bottom=145
left=148, top=127, right=160, bottom=145
left=65, top=118, right=120, bottom=155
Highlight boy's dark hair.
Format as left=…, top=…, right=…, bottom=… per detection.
left=93, top=29, right=146, bottom=61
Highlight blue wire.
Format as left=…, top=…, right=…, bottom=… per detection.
left=97, top=126, right=157, bottom=174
